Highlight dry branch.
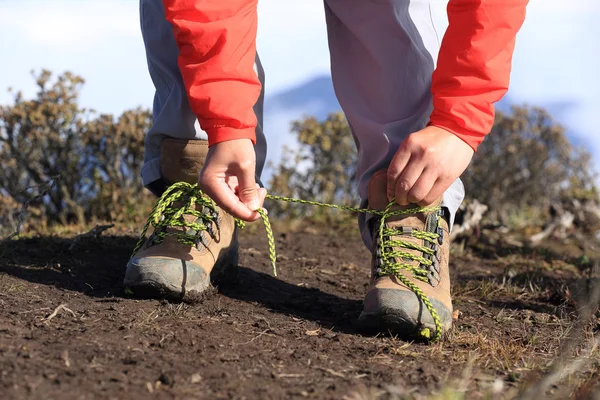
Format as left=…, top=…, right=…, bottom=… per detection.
left=451, top=200, right=488, bottom=241
left=0, top=175, right=60, bottom=242
left=68, top=224, right=114, bottom=251
left=528, top=211, right=574, bottom=245
left=43, top=304, right=76, bottom=322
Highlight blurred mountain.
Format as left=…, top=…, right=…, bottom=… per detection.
left=262, top=75, right=341, bottom=180
left=265, top=75, right=340, bottom=119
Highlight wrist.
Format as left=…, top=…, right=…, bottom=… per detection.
left=426, top=117, right=482, bottom=152
left=206, top=126, right=256, bottom=147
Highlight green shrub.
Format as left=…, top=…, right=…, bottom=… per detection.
left=0, top=70, right=153, bottom=232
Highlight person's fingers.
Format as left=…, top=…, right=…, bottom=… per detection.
left=236, top=163, right=261, bottom=211
left=225, top=174, right=238, bottom=193
left=408, top=167, right=437, bottom=205
left=257, top=186, right=267, bottom=209
left=394, top=161, right=424, bottom=206
left=387, top=145, right=412, bottom=201
left=421, top=176, right=452, bottom=206
left=199, top=175, right=260, bottom=222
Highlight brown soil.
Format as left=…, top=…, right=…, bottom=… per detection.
left=0, top=228, right=598, bottom=399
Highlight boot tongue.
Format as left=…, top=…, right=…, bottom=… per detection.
left=160, top=139, right=208, bottom=185
left=159, top=198, right=217, bottom=245
left=368, top=171, right=441, bottom=272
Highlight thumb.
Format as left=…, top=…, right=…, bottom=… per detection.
left=237, top=167, right=260, bottom=211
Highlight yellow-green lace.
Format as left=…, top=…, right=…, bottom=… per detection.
left=131, top=181, right=443, bottom=341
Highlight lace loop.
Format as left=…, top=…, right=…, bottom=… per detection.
left=131, top=182, right=219, bottom=256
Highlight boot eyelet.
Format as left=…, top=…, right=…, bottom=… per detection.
left=433, top=257, right=441, bottom=273
left=375, top=247, right=382, bottom=258
left=437, top=227, right=444, bottom=245
left=206, top=222, right=215, bottom=239
left=209, top=209, right=220, bottom=224
left=427, top=271, right=440, bottom=288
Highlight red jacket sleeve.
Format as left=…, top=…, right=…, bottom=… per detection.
left=428, top=0, right=528, bottom=151
left=162, top=0, right=260, bottom=146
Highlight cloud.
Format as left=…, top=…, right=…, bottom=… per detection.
left=506, top=0, right=600, bottom=172
left=0, top=0, right=151, bottom=114
left=256, top=0, right=330, bottom=93
left=0, top=0, right=139, bottom=48
left=531, top=0, right=600, bottom=14
left=0, top=0, right=331, bottom=107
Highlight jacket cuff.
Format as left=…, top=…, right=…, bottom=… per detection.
left=427, top=114, right=486, bottom=152
left=206, top=126, right=257, bottom=147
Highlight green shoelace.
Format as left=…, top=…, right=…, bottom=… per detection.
left=131, top=182, right=444, bottom=342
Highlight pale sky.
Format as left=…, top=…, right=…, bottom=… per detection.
left=0, top=0, right=598, bottom=175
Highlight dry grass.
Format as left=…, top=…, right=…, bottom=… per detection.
left=339, top=250, right=599, bottom=400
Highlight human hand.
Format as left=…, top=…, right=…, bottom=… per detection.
left=199, top=138, right=266, bottom=222
left=387, top=126, right=474, bottom=206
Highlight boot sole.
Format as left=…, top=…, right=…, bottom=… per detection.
left=356, top=308, right=452, bottom=341
left=124, top=243, right=239, bottom=301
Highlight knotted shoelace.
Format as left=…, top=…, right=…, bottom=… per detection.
left=131, top=181, right=443, bottom=341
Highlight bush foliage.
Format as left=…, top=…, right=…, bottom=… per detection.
left=266, top=113, right=358, bottom=221
left=461, top=106, right=598, bottom=226
left=1, top=70, right=597, bottom=235
left=0, top=70, right=152, bottom=234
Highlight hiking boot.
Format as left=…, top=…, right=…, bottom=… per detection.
left=357, top=170, right=453, bottom=341
left=124, top=139, right=238, bottom=299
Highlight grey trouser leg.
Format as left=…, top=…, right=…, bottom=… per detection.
left=324, top=0, right=465, bottom=249
left=139, top=0, right=267, bottom=187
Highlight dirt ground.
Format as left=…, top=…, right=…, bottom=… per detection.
left=0, top=226, right=599, bottom=400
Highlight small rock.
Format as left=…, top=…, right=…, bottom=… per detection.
left=219, top=353, right=240, bottom=362
left=243, top=248, right=262, bottom=257
left=158, top=372, right=174, bottom=386
left=452, top=309, right=462, bottom=321
left=324, top=332, right=337, bottom=340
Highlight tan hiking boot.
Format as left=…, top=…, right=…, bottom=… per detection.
left=124, top=139, right=238, bottom=299
left=357, top=170, right=452, bottom=341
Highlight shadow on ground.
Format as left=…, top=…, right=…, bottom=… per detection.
left=217, top=266, right=363, bottom=334
left=0, top=235, right=362, bottom=334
